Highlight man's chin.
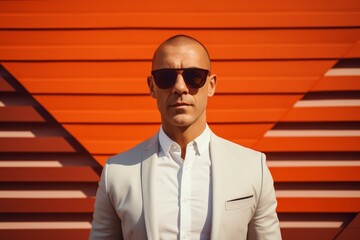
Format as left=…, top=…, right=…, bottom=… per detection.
left=168, top=115, right=194, bottom=127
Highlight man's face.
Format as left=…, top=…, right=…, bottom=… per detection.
left=148, top=43, right=216, bottom=132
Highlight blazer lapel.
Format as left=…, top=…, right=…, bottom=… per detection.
left=141, top=133, right=159, bottom=240
left=209, top=133, right=224, bottom=240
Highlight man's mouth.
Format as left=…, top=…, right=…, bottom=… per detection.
left=170, top=102, right=191, bottom=107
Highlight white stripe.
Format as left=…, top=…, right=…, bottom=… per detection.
left=0, top=131, right=35, bottom=138
left=265, top=130, right=360, bottom=137
left=294, top=99, right=360, bottom=107
left=0, top=101, right=5, bottom=107
left=0, top=222, right=91, bottom=229
left=0, top=190, right=88, bottom=198
left=325, top=68, right=360, bottom=76
left=280, top=221, right=343, bottom=228
left=267, top=160, right=360, bottom=167
left=276, top=190, right=360, bottom=198
left=0, top=161, right=63, bottom=167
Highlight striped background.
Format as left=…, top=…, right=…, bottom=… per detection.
left=0, top=0, right=359, bottom=239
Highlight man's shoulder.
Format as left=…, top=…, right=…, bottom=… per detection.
left=211, top=133, right=265, bottom=178
left=211, top=132, right=261, bottom=157
left=106, top=132, right=158, bottom=165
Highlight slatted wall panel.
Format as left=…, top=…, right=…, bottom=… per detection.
left=0, top=65, right=101, bottom=239
left=0, top=0, right=359, bottom=239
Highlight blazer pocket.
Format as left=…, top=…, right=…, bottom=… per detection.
left=225, top=195, right=253, bottom=211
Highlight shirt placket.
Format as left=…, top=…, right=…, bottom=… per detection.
left=179, top=149, right=193, bottom=240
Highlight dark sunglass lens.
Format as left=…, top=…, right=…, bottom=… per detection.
left=183, top=69, right=208, bottom=88
left=153, top=69, right=177, bottom=89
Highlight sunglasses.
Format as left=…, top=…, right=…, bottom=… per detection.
left=151, top=68, right=210, bottom=89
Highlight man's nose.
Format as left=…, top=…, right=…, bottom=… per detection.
left=172, top=74, right=189, bottom=95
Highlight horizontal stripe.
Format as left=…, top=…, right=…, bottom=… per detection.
left=255, top=136, right=360, bottom=151
left=265, top=130, right=360, bottom=137
left=325, top=68, right=360, bottom=76
left=0, top=161, right=63, bottom=167
left=0, top=222, right=91, bottom=229
left=0, top=190, right=87, bottom=198
left=294, top=99, right=360, bottom=107
left=50, top=109, right=285, bottom=123
left=0, top=131, right=35, bottom=138
left=0, top=221, right=343, bottom=229
left=35, top=94, right=299, bottom=109
left=1, top=12, right=359, bottom=29
left=0, top=0, right=358, bottom=13
left=276, top=190, right=360, bottom=198
left=1, top=29, right=359, bottom=46
left=19, top=76, right=315, bottom=94
left=0, top=11, right=359, bottom=29
left=0, top=137, right=75, bottom=153
left=279, top=221, right=343, bottom=228
left=267, top=160, right=360, bottom=167
left=4, top=190, right=358, bottom=199
left=0, top=44, right=351, bottom=60
left=2, top=60, right=334, bottom=78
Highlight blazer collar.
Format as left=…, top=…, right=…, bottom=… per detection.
left=209, top=132, right=224, bottom=240
left=141, top=133, right=160, bottom=240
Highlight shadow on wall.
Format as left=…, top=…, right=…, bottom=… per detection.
left=0, top=64, right=102, bottom=239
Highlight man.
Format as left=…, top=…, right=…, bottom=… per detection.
left=89, top=35, right=281, bottom=240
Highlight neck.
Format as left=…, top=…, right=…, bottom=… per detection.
left=162, top=122, right=207, bottom=159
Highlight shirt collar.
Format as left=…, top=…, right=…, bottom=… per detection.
left=158, top=125, right=211, bottom=157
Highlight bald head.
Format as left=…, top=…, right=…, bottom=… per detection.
left=152, top=35, right=211, bottom=71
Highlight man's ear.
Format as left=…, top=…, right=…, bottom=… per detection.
left=147, top=76, right=156, bottom=98
left=207, top=74, right=217, bottom=97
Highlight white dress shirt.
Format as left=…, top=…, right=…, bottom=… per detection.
left=156, top=126, right=212, bottom=240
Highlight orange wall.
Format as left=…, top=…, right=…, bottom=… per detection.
left=0, top=0, right=359, bottom=239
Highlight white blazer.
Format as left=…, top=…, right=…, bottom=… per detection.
left=90, top=131, right=282, bottom=240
